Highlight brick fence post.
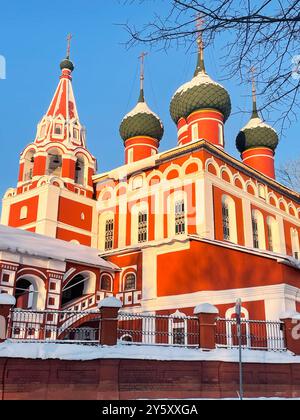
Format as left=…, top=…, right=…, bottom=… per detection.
left=98, top=297, right=122, bottom=346
left=0, top=294, right=16, bottom=343
left=194, top=303, right=219, bottom=351
left=280, top=312, right=300, bottom=356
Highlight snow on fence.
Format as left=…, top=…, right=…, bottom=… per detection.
left=118, top=312, right=200, bottom=347
left=216, top=318, right=286, bottom=351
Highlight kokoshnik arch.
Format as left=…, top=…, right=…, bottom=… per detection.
left=0, top=31, right=300, bottom=324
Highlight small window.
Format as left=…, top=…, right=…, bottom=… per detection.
left=175, top=200, right=186, bottom=235
left=73, top=128, right=79, bottom=140
left=48, top=297, right=55, bottom=306
left=81, top=212, right=85, bottom=221
left=138, top=211, right=148, bottom=243
left=49, top=282, right=56, bottom=291
left=105, top=219, right=114, bottom=251
left=1, top=273, right=10, bottom=283
left=20, top=206, right=28, bottom=220
left=124, top=273, right=136, bottom=291
left=54, top=123, right=63, bottom=135
left=191, top=124, right=198, bottom=141
left=100, top=275, right=112, bottom=292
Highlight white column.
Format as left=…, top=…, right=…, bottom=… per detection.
left=276, top=215, right=287, bottom=255
left=35, top=185, right=60, bottom=237
left=118, top=197, right=127, bottom=248
left=242, top=197, right=253, bottom=247
left=196, top=175, right=214, bottom=239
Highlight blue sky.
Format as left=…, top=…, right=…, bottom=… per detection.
left=0, top=0, right=298, bottom=201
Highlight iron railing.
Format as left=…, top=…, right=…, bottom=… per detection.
left=7, top=308, right=101, bottom=345
left=118, top=312, right=200, bottom=347
left=216, top=318, right=286, bottom=351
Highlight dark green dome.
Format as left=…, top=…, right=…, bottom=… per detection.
left=236, top=116, right=279, bottom=153
left=170, top=71, right=232, bottom=124
left=120, top=96, right=164, bottom=142
left=60, top=58, right=74, bottom=72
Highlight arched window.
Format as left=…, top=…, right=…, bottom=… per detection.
left=23, top=150, right=35, bottom=182
left=175, top=200, right=186, bottom=235
left=124, top=273, right=136, bottom=292
left=100, top=274, right=113, bottom=292
left=105, top=219, right=114, bottom=251
left=291, top=228, right=300, bottom=260
left=267, top=216, right=280, bottom=253
left=15, top=278, right=36, bottom=309
left=131, top=203, right=148, bottom=245
left=138, top=211, right=148, bottom=243
left=252, top=210, right=266, bottom=250
left=61, top=274, right=86, bottom=306
left=47, top=148, right=62, bottom=177
left=222, top=195, right=238, bottom=243
left=75, top=155, right=86, bottom=185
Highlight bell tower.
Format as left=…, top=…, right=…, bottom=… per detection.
left=1, top=37, right=98, bottom=246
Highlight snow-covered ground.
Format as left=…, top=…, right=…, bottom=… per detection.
left=0, top=341, right=300, bottom=363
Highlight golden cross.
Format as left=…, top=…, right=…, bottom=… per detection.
left=66, top=33, right=73, bottom=58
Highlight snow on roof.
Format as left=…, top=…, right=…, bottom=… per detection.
left=0, top=294, right=16, bottom=305
left=0, top=225, right=117, bottom=271
left=0, top=342, right=299, bottom=363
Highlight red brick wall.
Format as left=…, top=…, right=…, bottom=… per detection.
left=0, top=358, right=299, bottom=400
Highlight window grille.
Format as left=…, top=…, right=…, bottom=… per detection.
left=105, top=219, right=114, bottom=251
left=138, top=211, right=148, bottom=243
left=100, top=275, right=112, bottom=291
left=175, top=200, right=186, bottom=235
left=267, top=223, right=274, bottom=252
left=252, top=216, right=259, bottom=249
left=124, top=273, right=136, bottom=291
left=222, top=202, right=230, bottom=241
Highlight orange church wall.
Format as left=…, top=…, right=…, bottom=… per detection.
left=156, top=240, right=298, bottom=297
left=108, top=251, right=142, bottom=293
left=56, top=227, right=91, bottom=246
left=8, top=196, right=39, bottom=228
left=213, top=186, right=245, bottom=245
left=62, top=158, right=75, bottom=180
left=57, top=197, right=93, bottom=231
left=33, top=156, right=47, bottom=177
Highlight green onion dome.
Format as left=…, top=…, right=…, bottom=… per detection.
left=236, top=115, right=279, bottom=154
left=170, top=60, right=231, bottom=124
left=60, top=57, right=74, bottom=72
left=120, top=91, right=164, bottom=143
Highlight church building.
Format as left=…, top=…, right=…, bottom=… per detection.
left=1, top=32, right=300, bottom=325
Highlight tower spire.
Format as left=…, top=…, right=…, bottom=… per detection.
left=194, top=15, right=206, bottom=76
left=138, top=52, right=148, bottom=102
left=251, top=66, right=259, bottom=118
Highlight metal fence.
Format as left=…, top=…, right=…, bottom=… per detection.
left=6, top=309, right=287, bottom=352
left=118, top=312, right=200, bottom=347
left=216, top=318, right=286, bottom=351
left=7, top=308, right=101, bottom=345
